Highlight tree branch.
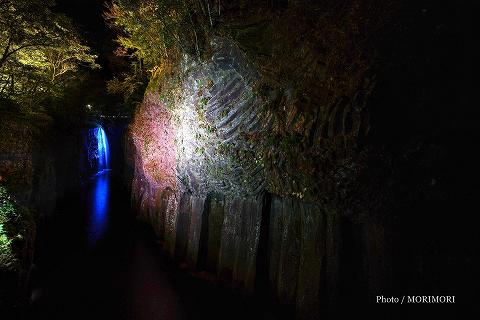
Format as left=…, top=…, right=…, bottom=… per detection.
left=0, top=37, right=12, bottom=66
left=0, top=43, right=51, bottom=67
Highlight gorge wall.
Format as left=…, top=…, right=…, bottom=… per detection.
left=0, top=112, right=74, bottom=311
left=126, top=1, right=475, bottom=318
left=0, top=112, right=125, bottom=313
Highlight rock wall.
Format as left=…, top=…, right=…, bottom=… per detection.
left=127, top=29, right=379, bottom=315
left=127, top=1, right=475, bottom=318
left=0, top=111, right=91, bottom=313
left=128, top=42, right=372, bottom=318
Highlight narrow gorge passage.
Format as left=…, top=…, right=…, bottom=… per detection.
left=0, top=1, right=474, bottom=319
left=28, top=170, right=279, bottom=320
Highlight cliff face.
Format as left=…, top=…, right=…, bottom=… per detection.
left=128, top=30, right=379, bottom=320
left=127, top=1, right=474, bottom=318
left=0, top=111, right=91, bottom=312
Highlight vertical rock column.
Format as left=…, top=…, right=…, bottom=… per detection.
left=269, top=196, right=302, bottom=304
left=173, top=193, right=207, bottom=268
left=218, top=196, right=264, bottom=292
left=268, top=196, right=342, bottom=318
left=296, top=203, right=324, bottom=320
left=204, top=195, right=225, bottom=272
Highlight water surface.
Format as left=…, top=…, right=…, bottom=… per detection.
left=29, top=172, right=280, bottom=320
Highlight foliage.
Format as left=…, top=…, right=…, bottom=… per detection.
left=106, top=70, right=148, bottom=107
left=105, top=0, right=215, bottom=67
left=0, top=185, right=30, bottom=271
left=104, top=0, right=217, bottom=103
left=0, top=186, right=15, bottom=269
left=0, top=0, right=99, bottom=111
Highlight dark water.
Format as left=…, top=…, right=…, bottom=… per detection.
left=28, top=172, right=280, bottom=320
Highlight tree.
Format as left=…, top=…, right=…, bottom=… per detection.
left=104, top=0, right=215, bottom=103
left=0, top=0, right=99, bottom=110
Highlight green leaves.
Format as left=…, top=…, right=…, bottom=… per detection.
left=104, top=0, right=219, bottom=107
left=0, top=185, right=19, bottom=270
left=105, top=0, right=177, bottom=69
left=0, top=0, right=99, bottom=110
left=0, top=184, right=33, bottom=271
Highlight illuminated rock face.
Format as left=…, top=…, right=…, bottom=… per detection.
left=129, top=38, right=270, bottom=292
left=131, top=94, right=177, bottom=192
left=172, top=38, right=267, bottom=197
left=127, top=37, right=357, bottom=316
left=125, top=29, right=390, bottom=317
left=126, top=11, right=476, bottom=317
left=130, top=94, right=179, bottom=255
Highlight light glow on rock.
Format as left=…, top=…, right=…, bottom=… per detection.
left=130, top=94, right=177, bottom=191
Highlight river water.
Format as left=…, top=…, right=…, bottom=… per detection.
left=27, top=172, right=280, bottom=320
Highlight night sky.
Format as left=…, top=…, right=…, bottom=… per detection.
left=54, top=0, right=128, bottom=111
left=54, top=0, right=124, bottom=80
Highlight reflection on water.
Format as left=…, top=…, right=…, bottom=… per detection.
left=88, top=172, right=110, bottom=244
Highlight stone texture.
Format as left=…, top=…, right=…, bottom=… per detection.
left=170, top=38, right=267, bottom=198
left=186, top=195, right=206, bottom=268
left=269, top=196, right=301, bottom=305
left=218, top=195, right=263, bottom=292
left=296, top=203, right=324, bottom=320
left=124, top=3, right=442, bottom=317
left=204, top=195, right=225, bottom=272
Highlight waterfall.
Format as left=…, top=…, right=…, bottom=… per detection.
left=87, top=126, right=110, bottom=174
left=95, top=126, right=110, bottom=171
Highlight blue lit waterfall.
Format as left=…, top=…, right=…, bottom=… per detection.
left=87, top=126, right=110, bottom=174
left=85, top=125, right=111, bottom=243
left=95, top=126, right=110, bottom=172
